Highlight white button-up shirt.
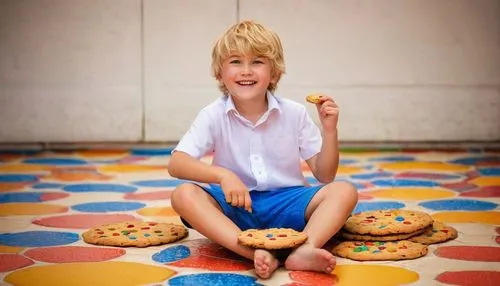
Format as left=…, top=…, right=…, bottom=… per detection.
left=174, top=92, right=322, bottom=191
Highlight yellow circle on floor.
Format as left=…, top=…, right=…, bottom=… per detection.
left=0, top=245, right=24, bottom=253
left=137, top=207, right=178, bottom=217
left=333, top=264, right=419, bottom=286
left=468, top=177, right=500, bottom=187
left=5, top=261, right=176, bottom=286
left=0, top=203, right=67, bottom=216
left=378, top=162, right=471, bottom=172
left=366, top=187, right=456, bottom=200
left=337, top=166, right=364, bottom=175
left=432, top=211, right=500, bottom=224
left=98, top=165, right=166, bottom=173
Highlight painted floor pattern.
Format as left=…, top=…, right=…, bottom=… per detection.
left=0, top=147, right=499, bottom=286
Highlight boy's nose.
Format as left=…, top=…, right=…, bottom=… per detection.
left=240, top=64, right=253, bottom=75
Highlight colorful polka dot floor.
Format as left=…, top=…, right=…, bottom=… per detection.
left=0, top=147, right=499, bottom=286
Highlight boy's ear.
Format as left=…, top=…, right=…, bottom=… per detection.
left=271, top=71, right=281, bottom=84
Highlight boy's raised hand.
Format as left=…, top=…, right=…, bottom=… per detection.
left=220, top=171, right=253, bottom=213
left=314, top=94, right=339, bottom=133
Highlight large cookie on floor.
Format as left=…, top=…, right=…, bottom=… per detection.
left=343, top=209, right=433, bottom=236
left=238, top=228, right=308, bottom=249
left=332, top=240, right=428, bottom=261
left=340, top=225, right=431, bottom=242
left=82, top=221, right=188, bottom=247
left=409, top=221, right=458, bottom=245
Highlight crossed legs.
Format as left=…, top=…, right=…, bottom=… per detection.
left=170, top=181, right=358, bottom=279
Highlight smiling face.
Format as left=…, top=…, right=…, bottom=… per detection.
left=211, top=21, right=285, bottom=95
left=219, top=54, right=277, bottom=101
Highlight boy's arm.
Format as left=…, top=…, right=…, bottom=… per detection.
left=307, top=130, right=339, bottom=183
left=168, top=151, right=230, bottom=184
left=305, top=94, right=340, bottom=183
left=168, top=151, right=253, bottom=212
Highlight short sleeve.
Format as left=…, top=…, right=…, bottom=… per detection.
left=173, top=109, right=215, bottom=159
left=298, top=108, right=322, bottom=160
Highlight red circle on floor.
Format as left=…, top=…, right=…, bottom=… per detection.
left=460, top=186, right=500, bottom=198
left=24, top=246, right=125, bottom=263
left=436, top=270, right=500, bottom=286
left=0, top=254, right=34, bottom=272
left=32, top=214, right=140, bottom=229
left=289, top=271, right=338, bottom=285
left=167, top=255, right=252, bottom=271
left=40, top=192, right=70, bottom=201
left=358, top=193, right=374, bottom=200
left=124, top=190, right=173, bottom=200
left=434, top=246, right=500, bottom=262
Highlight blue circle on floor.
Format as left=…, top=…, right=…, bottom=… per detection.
left=478, top=168, right=500, bottom=176
left=418, top=199, right=498, bottom=211
left=0, top=174, right=38, bottom=183
left=370, top=179, right=439, bottom=187
left=131, top=148, right=173, bottom=156
left=350, top=172, right=393, bottom=180
left=22, top=158, right=88, bottom=165
left=340, top=159, right=358, bottom=165
left=71, top=201, right=146, bottom=212
left=0, top=192, right=43, bottom=203
left=130, top=179, right=187, bottom=187
left=33, top=183, right=64, bottom=189
left=353, top=201, right=406, bottom=214
left=369, top=156, right=415, bottom=162
left=62, top=183, right=137, bottom=193
left=0, top=231, right=79, bottom=247
left=450, top=156, right=500, bottom=166
left=152, top=245, right=191, bottom=263
left=168, top=273, right=261, bottom=286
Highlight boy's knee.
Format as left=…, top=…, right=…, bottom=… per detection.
left=329, top=181, right=358, bottom=204
left=171, top=183, right=198, bottom=209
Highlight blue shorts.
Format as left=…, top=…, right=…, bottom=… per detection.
left=181, top=184, right=323, bottom=231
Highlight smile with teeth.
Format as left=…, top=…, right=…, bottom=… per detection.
left=236, top=80, right=256, bottom=86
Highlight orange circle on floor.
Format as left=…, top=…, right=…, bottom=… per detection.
left=337, top=166, right=365, bottom=175
left=332, top=264, right=420, bottom=286
left=366, top=187, right=456, bottom=200
left=5, top=261, right=176, bottom=286
left=75, top=150, right=128, bottom=158
left=137, top=206, right=179, bottom=217
left=468, top=177, right=500, bottom=187
left=0, top=164, right=51, bottom=173
left=378, top=162, right=471, bottom=172
left=0, top=245, right=24, bottom=253
left=0, top=203, right=68, bottom=216
left=432, top=211, right=500, bottom=224
left=98, top=165, right=166, bottom=173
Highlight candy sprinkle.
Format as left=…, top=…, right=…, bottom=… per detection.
left=395, top=216, right=405, bottom=222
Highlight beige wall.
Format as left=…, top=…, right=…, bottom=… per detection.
left=1, top=0, right=499, bottom=143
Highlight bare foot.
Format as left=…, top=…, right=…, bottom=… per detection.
left=254, top=249, right=279, bottom=279
left=284, top=243, right=336, bottom=273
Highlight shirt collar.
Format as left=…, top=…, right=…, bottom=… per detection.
left=224, top=91, right=282, bottom=115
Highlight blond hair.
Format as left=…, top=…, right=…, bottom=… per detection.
left=211, top=20, right=285, bottom=95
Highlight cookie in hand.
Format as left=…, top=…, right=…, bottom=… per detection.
left=305, top=93, right=322, bottom=104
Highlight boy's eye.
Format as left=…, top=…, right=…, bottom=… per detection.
left=253, top=60, right=264, bottom=64
left=229, top=59, right=241, bottom=64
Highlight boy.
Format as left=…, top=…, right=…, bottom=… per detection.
left=168, top=20, right=358, bottom=279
